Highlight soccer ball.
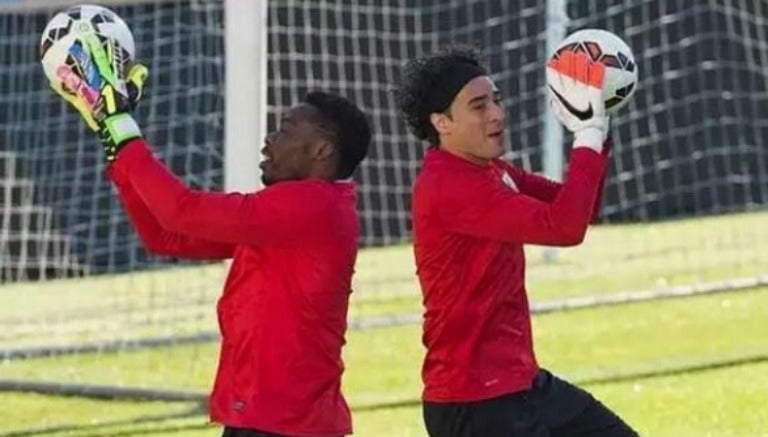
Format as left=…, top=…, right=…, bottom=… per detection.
left=40, top=4, right=135, bottom=91
left=551, top=29, right=638, bottom=113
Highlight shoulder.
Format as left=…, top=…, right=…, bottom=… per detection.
left=414, top=160, right=453, bottom=205
left=416, top=164, right=497, bottom=212
left=260, top=179, right=340, bottom=196
left=255, top=180, right=353, bottom=211
left=417, top=154, right=481, bottom=189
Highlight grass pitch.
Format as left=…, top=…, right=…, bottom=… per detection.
left=1, top=211, right=767, bottom=436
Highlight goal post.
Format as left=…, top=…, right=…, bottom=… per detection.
left=541, top=0, right=569, bottom=263
left=224, top=0, right=267, bottom=192
left=542, top=0, right=568, bottom=184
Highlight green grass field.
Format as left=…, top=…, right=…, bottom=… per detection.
left=2, top=211, right=768, bottom=436
left=2, top=211, right=766, bottom=349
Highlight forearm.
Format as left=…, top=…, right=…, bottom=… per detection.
left=511, top=136, right=611, bottom=218
left=109, top=138, right=291, bottom=246
left=107, top=160, right=235, bottom=259
left=528, top=148, right=607, bottom=245
left=445, top=148, right=608, bottom=246
left=110, top=139, right=224, bottom=238
left=587, top=136, right=612, bottom=223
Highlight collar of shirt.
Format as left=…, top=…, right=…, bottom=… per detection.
left=425, top=147, right=491, bottom=170
left=424, top=148, right=519, bottom=191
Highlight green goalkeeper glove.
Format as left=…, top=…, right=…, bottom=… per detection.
left=97, top=60, right=148, bottom=163
left=48, top=32, right=148, bottom=163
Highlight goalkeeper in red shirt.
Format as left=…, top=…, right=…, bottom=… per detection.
left=49, top=33, right=370, bottom=437
left=395, top=47, right=638, bottom=436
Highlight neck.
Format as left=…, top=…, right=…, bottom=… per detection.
left=439, top=142, right=491, bottom=166
left=307, top=165, right=338, bottom=181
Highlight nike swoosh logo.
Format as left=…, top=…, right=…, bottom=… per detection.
left=549, top=86, right=593, bottom=120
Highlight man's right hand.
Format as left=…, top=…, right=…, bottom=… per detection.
left=546, top=51, right=609, bottom=153
left=48, top=33, right=149, bottom=163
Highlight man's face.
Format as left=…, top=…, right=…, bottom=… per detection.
left=260, top=103, right=327, bottom=186
left=437, top=76, right=506, bottom=163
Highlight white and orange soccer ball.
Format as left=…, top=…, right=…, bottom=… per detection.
left=550, top=29, right=639, bottom=113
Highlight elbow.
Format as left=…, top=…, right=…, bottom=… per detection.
left=142, top=236, right=191, bottom=258
left=556, top=224, right=588, bottom=247
left=589, top=208, right=602, bottom=224
left=140, top=238, right=172, bottom=256
left=156, top=213, right=178, bottom=233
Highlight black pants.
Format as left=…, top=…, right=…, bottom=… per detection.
left=222, top=426, right=343, bottom=437
left=423, top=369, right=639, bottom=437
left=221, top=427, right=288, bottom=437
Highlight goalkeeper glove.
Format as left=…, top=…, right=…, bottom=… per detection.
left=48, top=32, right=148, bottom=163
left=546, top=51, right=610, bottom=153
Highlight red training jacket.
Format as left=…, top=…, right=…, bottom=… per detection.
left=107, top=139, right=357, bottom=436
left=412, top=144, right=609, bottom=402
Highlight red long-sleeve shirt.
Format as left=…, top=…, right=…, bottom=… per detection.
left=107, top=139, right=357, bottom=436
left=412, top=145, right=609, bottom=402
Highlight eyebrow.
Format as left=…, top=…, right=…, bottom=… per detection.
left=467, top=90, right=501, bottom=106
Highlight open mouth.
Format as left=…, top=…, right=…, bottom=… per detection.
left=488, top=130, right=503, bottom=139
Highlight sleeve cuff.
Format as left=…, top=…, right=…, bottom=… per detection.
left=107, top=138, right=150, bottom=177
left=572, top=127, right=605, bottom=153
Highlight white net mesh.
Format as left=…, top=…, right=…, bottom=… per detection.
left=572, top=0, right=768, bottom=220
left=0, top=0, right=225, bottom=280
left=0, top=0, right=226, bottom=358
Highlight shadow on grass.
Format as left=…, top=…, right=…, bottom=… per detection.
left=0, top=403, right=208, bottom=437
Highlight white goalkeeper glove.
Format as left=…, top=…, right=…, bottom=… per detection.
left=546, top=51, right=610, bottom=153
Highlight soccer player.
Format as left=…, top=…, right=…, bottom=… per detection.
left=50, top=34, right=371, bottom=437
left=395, top=47, right=638, bottom=436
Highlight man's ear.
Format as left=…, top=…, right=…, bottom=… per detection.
left=430, top=112, right=452, bottom=136
left=313, top=139, right=335, bottom=161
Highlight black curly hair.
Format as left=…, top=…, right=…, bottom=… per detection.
left=394, top=46, right=487, bottom=145
left=304, top=91, right=372, bottom=179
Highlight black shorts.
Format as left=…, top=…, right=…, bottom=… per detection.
left=423, top=369, right=639, bottom=437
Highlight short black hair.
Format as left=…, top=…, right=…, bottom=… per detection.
left=394, top=46, right=486, bottom=145
left=304, top=91, right=372, bottom=179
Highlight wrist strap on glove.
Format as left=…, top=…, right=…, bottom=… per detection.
left=100, top=114, right=141, bottom=163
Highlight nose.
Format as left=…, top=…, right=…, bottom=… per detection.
left=261, top=134, right=274, bottom=157
left=264, top=131, right=276, bottom=145
left=491, top=100, right=506, bottom=123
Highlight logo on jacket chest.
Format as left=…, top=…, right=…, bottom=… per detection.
left=501, top=171, right=518, bottom=192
